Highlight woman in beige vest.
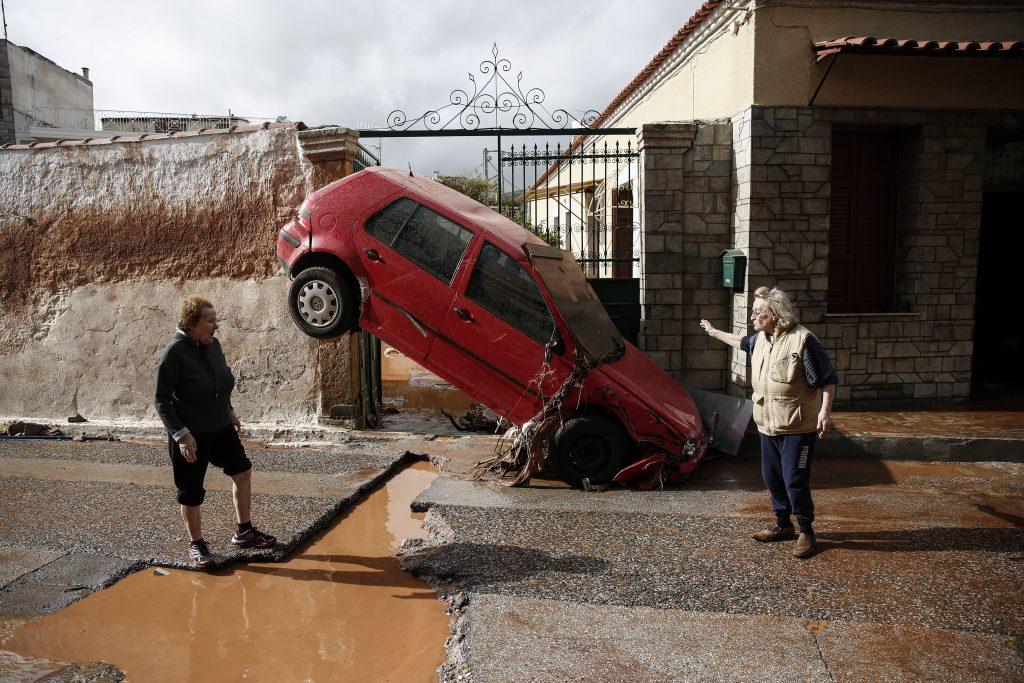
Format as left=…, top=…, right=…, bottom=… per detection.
left=700, top=286, right=838, bottom=558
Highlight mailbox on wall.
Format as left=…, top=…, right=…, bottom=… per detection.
left=721, top=249, right=746, bottom=291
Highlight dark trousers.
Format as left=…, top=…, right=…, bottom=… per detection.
left=760, top=432, right=816, bottom=531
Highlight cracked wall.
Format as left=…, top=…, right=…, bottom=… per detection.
left=0, top=126, right=327, bottom=424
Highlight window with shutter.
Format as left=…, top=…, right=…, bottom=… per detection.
left=828, top=130, right=899, bottom=312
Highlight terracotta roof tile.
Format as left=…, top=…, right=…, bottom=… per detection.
left=0, top=120, right=308, bottom=151
left=814, top=36, right=1024, bottom=62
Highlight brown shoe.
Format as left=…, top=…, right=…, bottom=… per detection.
left=752, top=524, right=796, bottom=543
left=792, top=531, right=817, bottom=558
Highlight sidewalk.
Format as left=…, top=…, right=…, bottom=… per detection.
left=819, top=399, right=1024, bottom=462
left=4, top=396, right=1024, bottom=464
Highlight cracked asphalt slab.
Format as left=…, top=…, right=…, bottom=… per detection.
left=0, top=438, right=411, bottom=618
left=404, top=456, right=1024, bottom=681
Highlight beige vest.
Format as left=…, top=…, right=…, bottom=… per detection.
left=750, top=325, right=821, bottom=436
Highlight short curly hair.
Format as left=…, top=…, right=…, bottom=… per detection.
left=178, top=296, right=214, bottom=331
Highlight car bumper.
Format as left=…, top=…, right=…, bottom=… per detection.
left=276, top=221, right=306, bottom=277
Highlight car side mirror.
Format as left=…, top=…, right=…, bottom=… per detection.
left=545, top=330, right=565, bottom=358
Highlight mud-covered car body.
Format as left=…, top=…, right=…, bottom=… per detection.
left=277, top=167, right=707, bottom=484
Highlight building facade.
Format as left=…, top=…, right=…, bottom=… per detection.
left=541, top=0, right=1024, bottom=404
left=0, top=39, right=94, bottom=145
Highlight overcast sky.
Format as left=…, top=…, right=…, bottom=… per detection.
left=7, top=0, right=701, bottom=175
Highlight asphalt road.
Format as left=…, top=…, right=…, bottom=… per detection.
left=406, top=455, right=1024, bottom=682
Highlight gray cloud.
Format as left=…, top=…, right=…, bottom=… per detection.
left=8, top=0, right=700, bottom=173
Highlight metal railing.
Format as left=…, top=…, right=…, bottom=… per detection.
left=15, top=106, right=285, bottom=134
left=502, top=140, right=641, bottom=278
left=354, top=142, right=381, bottom=171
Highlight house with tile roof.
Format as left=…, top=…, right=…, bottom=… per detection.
left=529, top=0, right=1024, bottom=404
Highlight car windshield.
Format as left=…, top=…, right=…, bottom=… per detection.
left=523, top=243, right=625, bottom=362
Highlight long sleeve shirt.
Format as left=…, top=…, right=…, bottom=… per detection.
left=154, top=331, right=236, bottom=439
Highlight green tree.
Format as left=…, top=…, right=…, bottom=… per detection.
left=435, top=173, right=497, bottom=207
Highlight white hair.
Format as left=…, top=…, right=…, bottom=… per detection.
left=754, top=286, right=798, bottom=333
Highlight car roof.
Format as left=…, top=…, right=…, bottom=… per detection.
left=368, top=167, right=547, bottom=258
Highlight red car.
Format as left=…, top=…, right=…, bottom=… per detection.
left=277, top=168, right=707, bottom=487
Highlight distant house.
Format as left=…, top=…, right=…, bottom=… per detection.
left=0, top=39, right=94, bottom=144
left=529, top=0, right=1024, bottom=404
left=100, top=114, right=252, bottom=134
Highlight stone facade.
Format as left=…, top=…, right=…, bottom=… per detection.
left=0, top=42, right=14, bottom=145
left=728, top=106, right=833, bottom=397
left=638, top=105, right=1021, bottom=404
left=638, top=121, right=733, bottom=389
left=814, top=109, right=1008, bottom=402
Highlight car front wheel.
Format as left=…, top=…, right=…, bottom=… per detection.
left=550, top=415, right=629, bottom=488
left=287, top=267, right=355, bottom=338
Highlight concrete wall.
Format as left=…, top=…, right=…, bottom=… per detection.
left=604, top=4, right=755, bottom=129
left=6, top=41, right=93, bottom=139
left=0, top=123, right=355, bottom=425
left=0, top=41, right=14, bottom=145
left=753, top=1, right=1024, bottom=110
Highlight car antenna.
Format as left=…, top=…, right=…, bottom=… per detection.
left=408, top=162, right=413, bottom=177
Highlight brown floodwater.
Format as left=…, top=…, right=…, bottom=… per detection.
left=0, top=462, right=448, bottom=682
left=381, top=345, right=475, bottom=413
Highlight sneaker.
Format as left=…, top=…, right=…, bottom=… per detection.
left=188, top=540, right=214, bottom=568
left=752, top=524, right=797, bottom=543
left=231, top=526, right=277, bottom=549
left=792, top=531, right=818, bottom=559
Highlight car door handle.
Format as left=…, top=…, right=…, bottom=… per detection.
left=363, top=248, right=382, bottom=262
left=453, top=307, right=473, bottom=322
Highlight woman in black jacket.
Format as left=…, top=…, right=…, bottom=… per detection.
left=155, top=296, right=276, bottom=568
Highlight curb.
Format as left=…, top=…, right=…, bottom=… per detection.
left=735, top=432, right=1024, bottom=462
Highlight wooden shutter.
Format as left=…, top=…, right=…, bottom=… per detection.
left=828, top=130, right=899, bottom=311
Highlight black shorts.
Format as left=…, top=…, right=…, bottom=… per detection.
left=169, top=425, right=252, bottom=506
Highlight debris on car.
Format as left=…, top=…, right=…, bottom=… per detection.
left=277, top=167, right=709, bottom=488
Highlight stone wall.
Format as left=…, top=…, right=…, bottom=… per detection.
left=728, top=106, right=832, bottom=396
left=0, top=123, right=359, bottom=425
left=638, top=120, right=733, bottom=389
left=815, top=109, right=1004, bottom=402
left=726, top=106, right=1018, bottom=403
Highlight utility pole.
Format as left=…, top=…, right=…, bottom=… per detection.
left=2, top=0, right=8, bottom=41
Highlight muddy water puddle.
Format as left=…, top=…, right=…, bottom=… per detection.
left=381, top=345, right=475, bottom=413
left=0, top=462, right=447, bottom=682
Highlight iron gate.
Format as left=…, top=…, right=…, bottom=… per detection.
left=354, top=44, right=646, bottom=413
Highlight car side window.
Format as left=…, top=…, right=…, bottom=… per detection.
left=393, top=205, right=474, bottom=283
left=466, top=242, right=555, bottom=345
left=366, top=198, right=474, bottom=284
left=365, top=197, right=417, bottom=246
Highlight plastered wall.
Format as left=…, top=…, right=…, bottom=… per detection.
left=0, top=125, right=329, bottom=425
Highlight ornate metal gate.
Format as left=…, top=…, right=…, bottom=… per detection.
left=355, top=44, right=645, bottom=409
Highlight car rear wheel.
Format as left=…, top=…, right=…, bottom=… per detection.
left=550, top=415, right=629, bottom=488
left=288, top=267, right=355, bottom=338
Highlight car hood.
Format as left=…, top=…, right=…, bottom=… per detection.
left=595, top=343, right=703, bottom=441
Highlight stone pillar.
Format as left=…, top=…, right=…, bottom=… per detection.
left=315, top=335, right=360, bottom=423
left=297, top=126, right=362, bottom=423
left=638, top=120, right=733, bottom=389
left=298, top=126, right=360, bottom=189
left=730, top=106, right=832, bottom=396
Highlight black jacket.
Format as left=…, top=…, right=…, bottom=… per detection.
left=154, top=331, right=236, bottom=435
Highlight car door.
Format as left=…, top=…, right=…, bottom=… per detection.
left=428, top=240, right=572, bottom=424
left=352, top=196, right=476, bottom=360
